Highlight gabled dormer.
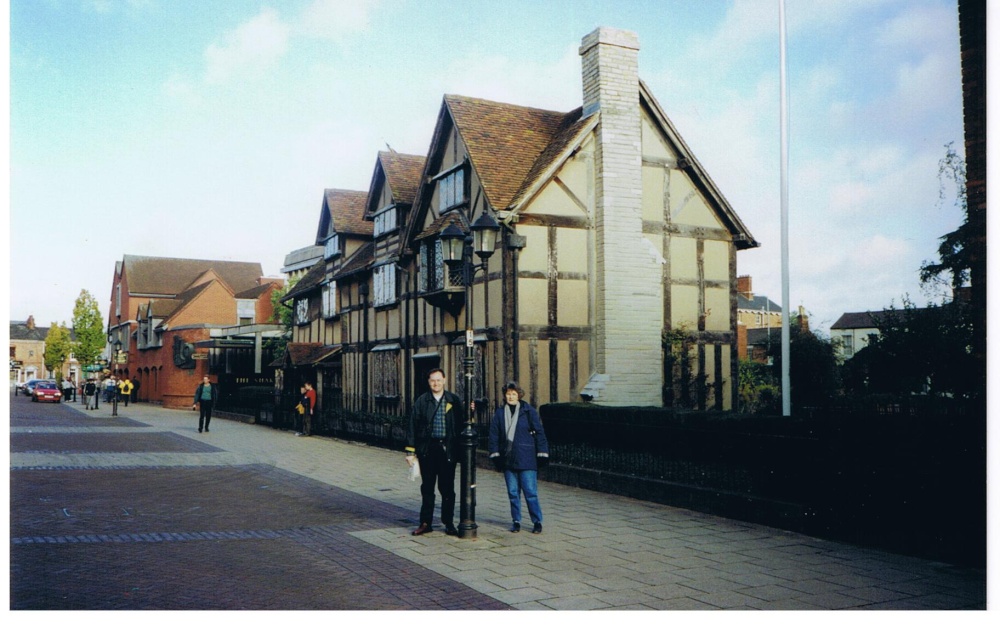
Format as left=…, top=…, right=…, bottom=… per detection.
left=365, top=151, right=425, bottom=242
left=316, top=189, right=369, bottom=264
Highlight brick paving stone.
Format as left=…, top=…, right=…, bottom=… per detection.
left=8, top=396, right=989, bottom=612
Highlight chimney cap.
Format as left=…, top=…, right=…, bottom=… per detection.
left=579, top=27, right=639, bottom=55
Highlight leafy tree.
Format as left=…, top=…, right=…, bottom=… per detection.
left=264, top=283, right=292, bottom=359
left=841, top=298, right=975, bottom=399
left=919, top=142, right=985, bottom=399
left=737, top=359, right=779, bottom=414
left=921, top=142, right=970, bottom=293
left=766, top=314, right=840, bottom=412
left=72, top=289, right=105, bottom=366
left=43, top=322, right=74, bottom=376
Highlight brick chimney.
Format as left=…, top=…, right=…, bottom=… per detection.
left=26, top=315, right=35, bottom=330
left=578, top=27, right=663, bottom=407
left=737, top=275, right=753, bottom=300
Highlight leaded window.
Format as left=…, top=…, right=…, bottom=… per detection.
left=322, top=282, right=338, bottom=319
left=438, top=169, right=465, bottom=212
left=373, top=265, right=397, bottom=307
left=373, top=350, right=399, bottom=399
left=295, top=298, right=310, bottom=325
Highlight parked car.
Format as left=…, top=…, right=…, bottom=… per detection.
left=32, top=381, right=62, bottom=403
left=21, top=379, right=44, bottom=396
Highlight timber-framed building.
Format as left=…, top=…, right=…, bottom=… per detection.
left=279, top=27, right=758, bottom=417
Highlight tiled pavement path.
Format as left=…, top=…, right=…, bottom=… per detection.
left=8, top=395, right=988, bottom=611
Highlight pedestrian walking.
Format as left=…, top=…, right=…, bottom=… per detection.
left=83, top=379, right=97, bottom=410
left=488, top=381, right=549, bottom=534
left=293, top=386, right=307, bottom=436
left=405, top=368, right=465, bottom=536
left=61, top=378, right=74, bottom=403
left=118, top=378, right=133, bottom=407
left=192, top=376, right=218, bottom=433
left=298, top=381, right=316, bottom=436
left=103, top=376, right=115, bottom=402
left=131, top=378, right=141, bottom=403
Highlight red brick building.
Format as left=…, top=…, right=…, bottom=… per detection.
left=107, top=255, right=283, bottom=408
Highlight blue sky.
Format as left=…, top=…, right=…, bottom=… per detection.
left=6, top=0, right=969, bottom=335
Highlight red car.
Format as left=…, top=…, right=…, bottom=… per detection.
left=32, top=381, right=62, bottom=403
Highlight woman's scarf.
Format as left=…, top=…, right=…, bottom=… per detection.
left=504, top=402, right=520, bottom=446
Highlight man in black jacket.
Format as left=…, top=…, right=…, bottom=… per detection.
left=405, top=368, right=465, bottom=536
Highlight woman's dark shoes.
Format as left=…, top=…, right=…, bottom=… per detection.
left=531, top=522, right=542, bottom=534
left=411, top=523, right=433, bottom=536
left=444, top=524, right=459, bottom=536
left=510, top=522, right=521, bottom=533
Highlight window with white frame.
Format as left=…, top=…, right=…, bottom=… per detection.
left=373, top=264, right=397, bottom=307
left=295, top=298, right=310, bottom=325
left=322, top=281, right=338, bottom=319
left=438, top=168, right=465, bottom=212
left=324, top=234, right=341, bottom=260
left=115, top=283, right=122, bottom=317
left=841, top=333, right=854, bottom=357
left=373, top=206, right=398, bottom=237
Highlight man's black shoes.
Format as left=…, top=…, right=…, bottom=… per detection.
left=411, top=523, right=433, bottom=536
left=532, top=522, right=542, bottom=534
left=444, top=524, right=459, bottom=536
left=510, top=522, right=521, bottom=533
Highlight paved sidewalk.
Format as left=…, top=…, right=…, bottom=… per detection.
left=11, top=400, right=988, bottom=611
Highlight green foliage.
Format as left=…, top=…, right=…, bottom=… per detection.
left=765, top=319, right=840, bottom=412
left=71, top=289, right=104, bottom=365
left=841, top=298, right=976, bottom=399
left=264, top=282, right=292, bottom=358
left=920, top=142, right=970, bottom=293
left=43, top=322, right=73, bottom=373
left=844, top=143, right=983, bottom=401
left=737, top=359, right=779, bottom=414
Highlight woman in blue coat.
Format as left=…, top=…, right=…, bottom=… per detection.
left=488, top=382, right=549, bottom=534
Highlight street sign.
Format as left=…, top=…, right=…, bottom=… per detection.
left=191, top=353, right=209, bottom=360
left=466, top=330, right=474, bottom=347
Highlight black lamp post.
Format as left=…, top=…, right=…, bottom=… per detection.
left=439, top=211, right=500, bottom=539
left=112, top=339, right=122, bottom=417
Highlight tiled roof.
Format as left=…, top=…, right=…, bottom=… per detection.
left=284, top=261, right=326, bottom=301
left=415, top=210, right=469, bottom=241
left=334, top=241, right=375, bottom=281
left=829, top=310, right=905, bottom=330
left=509, top=108, right=591, bottom=207
left=445, top=95, right=580, bottom=210
left=235, top=283, right=275, bottom=300
left=378, top=151, right=425, bottom=209
left=274, top=342, right=342, bottom=368
left=10, top=321, right=49, bottom=341
left=747, top=329, right=774, bottom=345
left=324, top=189, right=369, bottom=236
left=147, top=299, right=181, bottom=319
left=122, top=255, right=263, bottom=296
left=738, top=294, right=782, bottom=312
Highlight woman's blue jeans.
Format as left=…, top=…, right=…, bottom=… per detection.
left=503, top=469, right=542, bottom=525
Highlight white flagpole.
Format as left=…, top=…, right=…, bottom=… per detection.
left=779, top=0, right=791, bottom=416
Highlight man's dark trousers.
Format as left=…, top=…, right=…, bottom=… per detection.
left=419, top=441, right=456, bottom=527
left=199, top=402, right=214, bottom=431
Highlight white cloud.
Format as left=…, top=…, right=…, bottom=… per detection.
left=295, top=0, right=382, bottom=41
left=438, top=43, right=580, bottom=112
left=204, top=9, right=290, bottom=85
left=875, top=3, right=959, bottom=51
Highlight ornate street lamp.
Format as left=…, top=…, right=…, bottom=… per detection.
left=439, top=211, right=500, bottom=539
left=112, top=339, right=122, bottom=417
